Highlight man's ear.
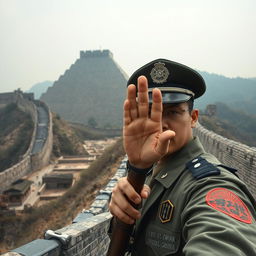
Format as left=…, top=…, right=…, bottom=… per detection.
left=191, top=109, right=199, bottom=128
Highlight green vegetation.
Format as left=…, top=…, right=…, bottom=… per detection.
left=87, top=116, right=98, bottom=128
left=0, top=103, right=33, bottom=172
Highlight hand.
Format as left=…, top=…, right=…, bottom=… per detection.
left=123, top=76, right=175, bottom=168
left=109, top=177, right=151, bottom=224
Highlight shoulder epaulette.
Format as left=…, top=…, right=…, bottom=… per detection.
left=186, top=156, right=220, bottom=180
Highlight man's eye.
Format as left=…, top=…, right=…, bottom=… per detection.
left=167, top=110, right=179, bottom=115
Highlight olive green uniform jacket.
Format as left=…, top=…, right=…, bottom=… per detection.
left=131, top=137, right=256, bottom=256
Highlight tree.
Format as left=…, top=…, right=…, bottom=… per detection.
left=88, top=117, right=97, bottom=128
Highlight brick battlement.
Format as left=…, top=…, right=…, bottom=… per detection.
left=80, top=49, right=113, bottom=59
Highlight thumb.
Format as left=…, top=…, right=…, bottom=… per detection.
left=141, top=184, right=151, bottom=199
left=155, top=130, right=175, bottom=157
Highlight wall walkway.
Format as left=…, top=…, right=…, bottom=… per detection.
left=0, top=97, right=53, bottom=193
left=194, top=123, right=256, bottom=198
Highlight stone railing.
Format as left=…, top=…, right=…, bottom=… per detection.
left=194, top=123, right=256, bottom=198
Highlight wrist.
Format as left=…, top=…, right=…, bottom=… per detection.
left=127, top=160, right=153, bottom=176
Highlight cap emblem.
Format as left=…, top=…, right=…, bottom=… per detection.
left=150, top=62, right=170, bottom=84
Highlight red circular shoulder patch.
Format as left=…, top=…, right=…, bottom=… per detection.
left=206, top=188, right=252, bottom=224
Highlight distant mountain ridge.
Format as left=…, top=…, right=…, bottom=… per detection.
left=196, top=72, right=256, bottom=114
left=39, top=50, right=255, bottom=128
left=200, top=102, right=256, bottom=147
left=27, top=81, right=53, bottom=99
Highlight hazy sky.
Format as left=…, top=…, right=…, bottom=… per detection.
left=0, top=0, right=255, bottom=93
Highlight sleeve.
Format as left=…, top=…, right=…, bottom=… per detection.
left=181, top=174, right=256, bottom=256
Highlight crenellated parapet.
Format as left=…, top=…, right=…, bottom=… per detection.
left=80, top=49, right=113, bottom=59
left=0, top=90, right=34, bottom=109
left=194, top=122, right=256, bottom=198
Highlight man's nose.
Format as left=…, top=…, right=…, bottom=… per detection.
left=162, top=116, right=169, bottom=131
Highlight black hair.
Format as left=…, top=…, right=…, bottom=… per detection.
left=162, top=97, right=194, bottom=112
left=187, top=98, right=194, bottom=113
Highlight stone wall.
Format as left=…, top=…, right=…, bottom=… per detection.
left=2, top=213, right=112, bottom=256
left=30, top=101, right=53, bottom=171
left=194, top=123, right=256, bottom=198
left=2, top=124, right=256, bottom=255
left=0, top=91, right=34, bottom=107
left=16, top=94, right=38, bottom=157
left=0, top=96, right=38, bottom=193
left=0, top=97, right=53, bottom=193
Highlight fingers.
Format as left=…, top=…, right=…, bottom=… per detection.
left=155, top=130, right=176, bottom=156
left=123, top=99, right=131, bottom=126
left=127, top=84, right=138, bottom=120
left=126, top=76, right=149, bottom=121
left=109, top=203, right=136, bottom=224
left=109, top=178, right=141, bottom=224
left=150, top=88, right=163, bottom=123
left=137, top=76, right=149, bottom=118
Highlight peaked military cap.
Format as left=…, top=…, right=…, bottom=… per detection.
left=127, top=59, right=206, bottom=104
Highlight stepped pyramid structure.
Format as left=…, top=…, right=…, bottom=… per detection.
left=41, top=50, right=128, bottom=127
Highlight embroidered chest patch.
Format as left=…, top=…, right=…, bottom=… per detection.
left=159, top=200, right=174, bottom=223
left=206, top=188, right=252, bottom=224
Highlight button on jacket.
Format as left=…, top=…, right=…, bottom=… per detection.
left=131, top=137, right=256, bottom=256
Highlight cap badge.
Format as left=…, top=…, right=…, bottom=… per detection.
left=159, top=200, right=174, bottom=223
left=150, top=62, right=170, bottom=84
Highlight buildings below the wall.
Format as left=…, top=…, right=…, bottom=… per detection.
left=42, top=173, right=73, bottom=189
left=3, top=179, right=33, bottom=206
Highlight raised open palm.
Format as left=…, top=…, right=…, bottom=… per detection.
left=123, top=76, right=175, bottom=169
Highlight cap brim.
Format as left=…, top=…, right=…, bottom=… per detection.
left=149, top=92, right=192, bottom=104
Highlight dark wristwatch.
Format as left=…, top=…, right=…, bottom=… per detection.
left=126, top=160, right=153, bottom=176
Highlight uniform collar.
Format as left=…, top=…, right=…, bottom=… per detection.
left=154, top=136, right=205, bottom=188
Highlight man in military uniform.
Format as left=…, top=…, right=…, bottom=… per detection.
left=109, top=59, right=256, bottom=255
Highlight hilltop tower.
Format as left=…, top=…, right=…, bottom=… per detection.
left=41, top=50, right=128, bottom=128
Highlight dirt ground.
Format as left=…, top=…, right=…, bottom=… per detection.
left=0, top=157, right=123, bottom=254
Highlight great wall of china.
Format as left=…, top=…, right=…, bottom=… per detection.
left=1, top=50, right=255, bottom=255
left=0, top=91, right=53, bottom=194
left=1, top=91, right=256, bottom=255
